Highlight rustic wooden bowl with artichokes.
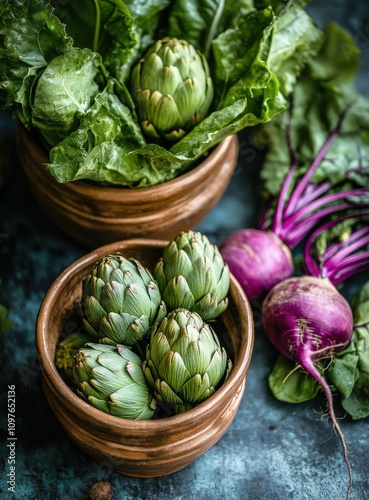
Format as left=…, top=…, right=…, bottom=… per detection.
left=36, top=236, right=254, bottom=478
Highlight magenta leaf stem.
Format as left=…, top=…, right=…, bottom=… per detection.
left=322, top=226, right=369, bottom=262
left=283, top=104, right=353, bottom=219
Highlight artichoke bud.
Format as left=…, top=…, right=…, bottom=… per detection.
left=143, top=308, right=231, bottom=413
left=81, top=254, right=166, bottom=346
left=154, top=231, right=230, bottom=321
left=55, top=332, right=92, bottom=384
left=130, top=37, right=214, bottom=142
left=73, top=343, right=156, bottom=420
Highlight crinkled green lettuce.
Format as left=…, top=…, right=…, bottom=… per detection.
left=32, top=48, right=102, bottom=146
left=0, top=0, right=73, bottom=127
left=167, top=0, right=256, bottom=58
left=0, top=0, right=323, bottom=187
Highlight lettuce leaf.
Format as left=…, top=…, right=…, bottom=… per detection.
left=0, top=0, right=72, bottom=126
left=56, top=0, right=154, bottom=83
left=267, top=3, right=324, bottom=96
left=167, top=0, right=255, bottom=57
left=32, top=48, right=103, bottom=146
left=1, top=0, right=324, bottom=187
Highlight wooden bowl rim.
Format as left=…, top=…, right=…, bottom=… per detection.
left=18, top=123, right=238, bottom=199
left=36, top=238, right=254, bottom=431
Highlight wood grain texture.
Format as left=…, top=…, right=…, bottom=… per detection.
left=16, top=125, right=238, bottom=247
left=35, top=239, right=254, bottom=478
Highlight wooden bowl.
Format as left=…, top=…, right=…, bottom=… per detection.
left=36, top=239, right=254, bottom=478
left=17, top=125, right=238, bottom=247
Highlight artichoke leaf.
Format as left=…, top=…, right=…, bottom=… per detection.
left=149, top=331, right=172, bottom=367
left=156, top=380, right=184, bottom=405
left=83, top=296, right=107, bottom=332
left=125, top=360, right=148, bottom=387
left=99, top=312, right=136, bottom=341
left=91, top=365, right=130, bottom=394
left=79, top=380, right=102, bottom=400
left=182, top=340, right=212, bottom=376
left=123, top=283, right=152, bottom=317
left=82, top=276, right=105, bottom=301
left=158, top=351, right=191, bottom=393
left=109, top=268, right=126, bottom=285
left=100, top=281, right=125, bottom=313
left=88, top=396, right=110, bottom=414
left=163, top=276, right=196, bottom=312
left=143, top=360, right=159, bottom=390
left=180, top=373, right=213, bottom=403
left=195, top=259, right=220, bottom=298
left=194, top=295, right=228, bottom=322
left=167, top=249, right=194, bottom=280
left=206, top=348, right=228, bottom=386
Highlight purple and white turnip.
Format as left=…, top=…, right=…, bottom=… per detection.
left=262, top=275, right=353, bottom=496
left=262, top=213, right=369, bottom=499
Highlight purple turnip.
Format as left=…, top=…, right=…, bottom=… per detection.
left=262, top=275, right=353, bottom=498
left=220, top=229, right=293, bottom=302
left=261, top=213, right=369, bottom=498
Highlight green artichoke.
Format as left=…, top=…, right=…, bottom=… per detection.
left=81, top=254, right=166, bottom=346
left=55, top=332, right=92, bottom=383
left=130, top=37, right=214, bottom=142
left=73, top=343, right=156, bottom=420
left=154, top=231, right=230, bottom=321
left=143, top=308, right=232, bottom=412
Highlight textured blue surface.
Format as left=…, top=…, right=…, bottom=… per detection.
left=1, top=1, right=369, bottom=499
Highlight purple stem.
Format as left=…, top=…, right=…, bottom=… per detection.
left=335, top=251, right=369, bottom=270
left=271, top=166, right=296, bottom=234
left=281, top=202, right=354, bottom=249
left=322, top=226, right=369, bottom=262
left=271, top=100, right=298, bottom=234
left=304, top=210, right=369, bottom=281
left=293, top=182, right=332, bottom=211
left=330, top=259, right=369, bottom=286
left=323, top=233, right=369, bottom=272
left=283, top=107, right=349, bottom=218
left=283, top=188, right=369, bottom=228
left=303, top=244, right=322, bottom=278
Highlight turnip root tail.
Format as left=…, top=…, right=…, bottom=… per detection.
left=300, top=355, right=352, bottom=500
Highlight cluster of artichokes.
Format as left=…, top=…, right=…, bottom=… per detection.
left=56, top=230, right=232, bottom=420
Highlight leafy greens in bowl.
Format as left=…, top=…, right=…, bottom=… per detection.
left=0, top=0, right=323, bottom=187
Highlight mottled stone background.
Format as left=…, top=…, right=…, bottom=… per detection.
left=0, top=1, right=368, bottom=499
